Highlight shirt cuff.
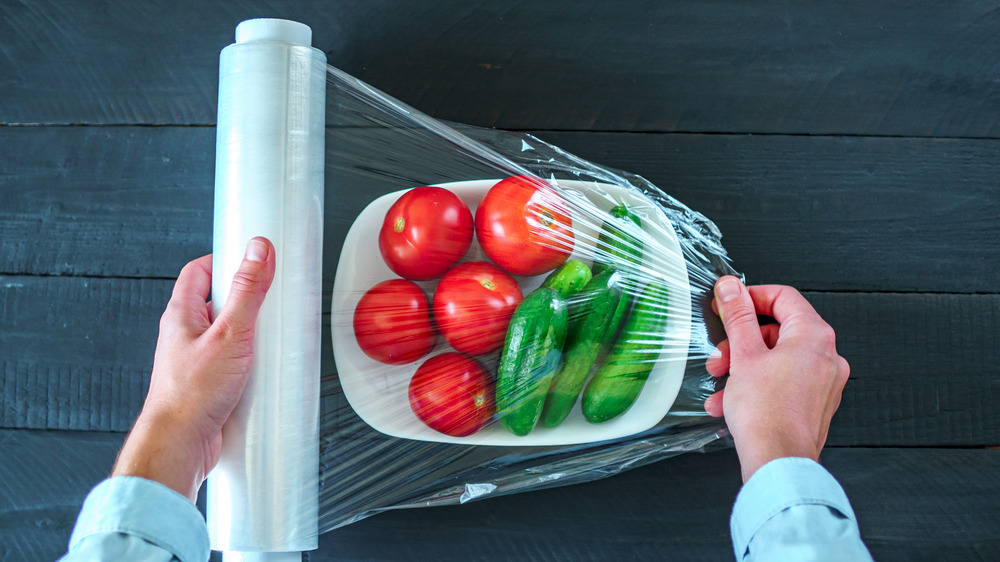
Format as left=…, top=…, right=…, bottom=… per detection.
left=69, top=476, right=210, bottom=562
left=730, top=457, right=857, bottom=558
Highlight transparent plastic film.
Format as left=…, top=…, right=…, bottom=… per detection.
left=319, top=56, right=739, bottom=531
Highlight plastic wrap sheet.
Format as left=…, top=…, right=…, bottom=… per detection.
left=319, top=64, right=739, bottom=530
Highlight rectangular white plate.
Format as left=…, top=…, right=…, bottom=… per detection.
left=331, top=179, right=691, bottom=445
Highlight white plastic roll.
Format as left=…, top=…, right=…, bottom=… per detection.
left=208, top=18, right=325, bottom=556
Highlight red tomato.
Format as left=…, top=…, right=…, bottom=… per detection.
left=408, top=352, right=495, bottom=437
left=475, top=175, right=575, bottom=276
left=379, top=186, right=474, bottom=280
left=353, top=279, right=436, bottom=365
left=432, top=261, right=522, bottom=355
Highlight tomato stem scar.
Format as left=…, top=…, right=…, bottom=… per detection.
left=394, top=217, right=405, bottom=232
left=481, top=279, right=495, bottom=290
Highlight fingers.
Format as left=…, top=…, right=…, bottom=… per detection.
left=760, top=323, right=780, bottom=349
left=163, top=256, right=214, bottom=336
left=706, top=323, right=779, bottom=378
left=706, top=339, right=729, bottom=377
left=745, top=285, right=822, bottom=331
left=210, top=237, right=277, bottom=341
left=704, top=389, right=725, bottom=417
left=714, top=276, right=766, bottom=357
left=169, top=255, right=213, bottom=314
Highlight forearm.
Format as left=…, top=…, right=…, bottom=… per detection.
left=111, top=410, right=209, bottom=502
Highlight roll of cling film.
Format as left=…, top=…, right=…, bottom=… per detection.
left=208, top=19, right=324, bottom=556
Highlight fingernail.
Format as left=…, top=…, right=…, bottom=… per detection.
left=709, top=347, right=722, bottom=360
left=716, top=277, right=741, bottom=303
left=246, top=238, right=268, bottom=262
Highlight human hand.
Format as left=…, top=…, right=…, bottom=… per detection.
left=704, top=276, right=850, bottom=483
left=111, top=237, right=276, bottom=501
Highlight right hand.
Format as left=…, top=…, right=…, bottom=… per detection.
left=112, top=237, right=276, bottom=501
left=704, top=276, right=850, bottom=483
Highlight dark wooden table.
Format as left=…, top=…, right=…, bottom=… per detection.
left=2, top=2, right=998, bottom=560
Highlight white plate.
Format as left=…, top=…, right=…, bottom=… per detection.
left=331, top=179, right=691, bottom=445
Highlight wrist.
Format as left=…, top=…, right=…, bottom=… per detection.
left=734, top=429, right=819, bottom=483
left=112, top=409, right=209, bottom=502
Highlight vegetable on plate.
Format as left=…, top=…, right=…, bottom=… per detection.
left=379, top=186, right=473, bottom=280
left=353, top=279, right=436, bottom=365
left=409, top=352, right=495, bottom=437
left=495, top=287, right=569, bottom=436
left=541, top=269, right=632, bottom=428
left=591, top=203, right=644, bottom=277
left=582, top=282, right=670, bottom=423
left=475, top=175, right=574, bottom=276
left=432, top=261, right=523, bottom=356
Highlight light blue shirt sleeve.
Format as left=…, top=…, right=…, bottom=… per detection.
left=60, top=476, right=210, bottom=562
left=730, top=457, right=874, bottom=561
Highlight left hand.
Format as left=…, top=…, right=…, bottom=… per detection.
left=112, top=237, right=276, bottom=501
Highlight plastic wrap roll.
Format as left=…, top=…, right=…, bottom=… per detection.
left=207, top=19, right=325, bottom=555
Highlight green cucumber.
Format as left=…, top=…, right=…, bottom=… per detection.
left=496, top=287, right=569, bottom=435
left=541, top=259, right=592, bottom=298
left=591, top=204, right=644, bottom=277
left=582, top=282, right=670, bottom=423
left=541, top=269, right=631, bottom=428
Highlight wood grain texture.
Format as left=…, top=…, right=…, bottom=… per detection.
left=1, top=1, right=999, bottom=137
left=2, top=431, right=997, bottom=562
left=2, top=127, right=997, bottom=293
left=0, top=127, right=214, bottom=278
left=836, top=449, right=1000, bottom=560
left=0, top=430, right=121, bottom=562
left=813, top=292, right=1000, bottom=447
left=2, top=274, right=997, bottom=447
left=0, top=276, right=166, bottom=431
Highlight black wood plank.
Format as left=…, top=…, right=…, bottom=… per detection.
left=0, top=127, right=215, bottom=279
left=3, top=431, right=996, bottom=561
left=835, top=448, right=1000, bottom=561
left=2, top=127, right=997, bottom=293
left=0, top=276, right=164, bottom=432
left=813, top=292, right=1000, bottom=447
left=1, top=1, right=999, bottom=137
left=2, top=274, right=997, bottom=447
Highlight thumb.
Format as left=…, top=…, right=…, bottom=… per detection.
left=714, top=276, right=765, bottom=358
left=213, top=237, right=276, bottom=339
